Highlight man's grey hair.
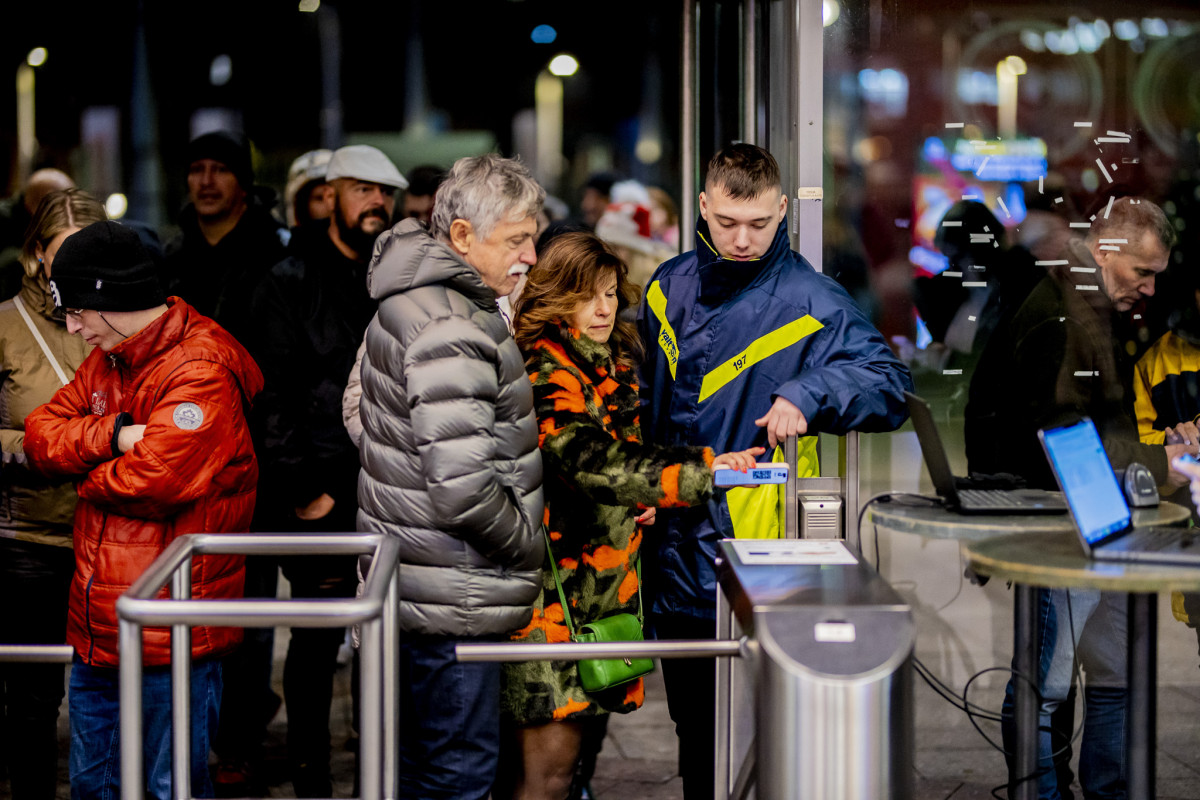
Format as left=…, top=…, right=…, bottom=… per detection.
left=430, top=154, right=545, bottom=242
left=1087, top=196, right=1177, bottom=252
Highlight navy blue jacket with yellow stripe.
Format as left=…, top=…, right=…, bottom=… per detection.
left=637, top=217, right=913, bottom=620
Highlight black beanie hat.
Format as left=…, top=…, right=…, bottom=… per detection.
left=186, top=130, right=254, bottom=190
left=48, top=221, right=166, bottom=312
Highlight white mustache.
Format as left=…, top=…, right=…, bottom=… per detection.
left=507, top=263, right=529, bottom=276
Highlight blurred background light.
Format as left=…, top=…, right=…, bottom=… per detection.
left=1020, top=30, right=1045, bottom=52
left=531, top=24, right=557, bottom=44
left=635, top=138, right=662, bottom=164
left=1142, top=18, right=1169, bottom=38
left=823, top=0, right=840, bottom=27
left=548, top=54, right=578, bottom=77
left=105, top=194, right=128, bottom=219
left=1114, top=19, right=1140, bottom=40
left=209, top=54, right=232, bottom=86
left=27, top=47, right=47, bottom=67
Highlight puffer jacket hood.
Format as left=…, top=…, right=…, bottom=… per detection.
left=367, top=219, right=496, bottom=309
left=358, top=219, right=543, bottom=636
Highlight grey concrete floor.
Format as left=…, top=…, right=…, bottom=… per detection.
left=10, top=426, right=1200, bottom=798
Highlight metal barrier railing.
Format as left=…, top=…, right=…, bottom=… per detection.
left=459, top=542, right=914, bottom=800
left=458, top=639, right=745, bottom=662
left=0, top=644, right=74, bottom=663
left=115, top=533, right=400, bottom=800
left=456, top=637, right=756, bottom=796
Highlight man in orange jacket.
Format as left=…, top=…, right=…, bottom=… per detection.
left=23, top=220, right=263, bottom=800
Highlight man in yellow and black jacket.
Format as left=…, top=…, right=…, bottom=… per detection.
left=1133, top=272, right=1200, bottom=653
left=636, top=143, right=912, bottom=799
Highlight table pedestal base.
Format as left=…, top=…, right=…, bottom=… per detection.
left=1127, top=593, right=1156, bottom=800
left=1011, top=589, right=1158, bottom=800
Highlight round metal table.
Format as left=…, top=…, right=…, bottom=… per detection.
left=866, top=498, right=1190, bottom=542
left=966, top=525, right=1200, bottom=800
left=866, top=498, right=1192, bottom=800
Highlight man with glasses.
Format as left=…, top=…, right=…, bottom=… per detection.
left=23, top=220, right=263, bottom=800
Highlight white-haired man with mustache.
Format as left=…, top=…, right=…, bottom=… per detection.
left=355, top=154, right=545, bottom=798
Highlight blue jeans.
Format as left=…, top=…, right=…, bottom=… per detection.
left=1002, top=588, right=1127, bottom=800
left=398, top=634, right=500, bottom=800
left=69, top=657, right=223, bottom=800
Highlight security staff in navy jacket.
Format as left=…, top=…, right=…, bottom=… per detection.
left=636, top=143, right=912, bottom=799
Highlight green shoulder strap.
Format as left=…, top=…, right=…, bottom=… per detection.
left=543, top=526, right=643, bottom=631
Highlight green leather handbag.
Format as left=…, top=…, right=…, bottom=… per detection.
left=545, top=529, right=655, bottom=693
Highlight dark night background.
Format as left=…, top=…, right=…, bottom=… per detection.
left=1, top=1, right=685, bottom=216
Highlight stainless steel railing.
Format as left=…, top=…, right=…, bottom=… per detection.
left=115, top=533, right=400, bottom=800
left=0, top=644, right=74, bottom=663
left=456, top=638, right=746, bottom=662
left=456, top=637, right=756, bottom=799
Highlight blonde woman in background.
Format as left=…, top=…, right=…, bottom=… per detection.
left=0, top=189, right=104, bottom=800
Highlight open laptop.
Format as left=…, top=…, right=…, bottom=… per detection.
left=906, top=392, right=1067, bottom=514
left=1039, top=417, right=1200, bottom=564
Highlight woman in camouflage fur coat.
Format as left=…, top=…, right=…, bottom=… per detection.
left=501, top=232, right=761, bottom=800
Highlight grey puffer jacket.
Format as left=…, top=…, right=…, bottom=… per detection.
left=357, top=219, right=543, bottom=636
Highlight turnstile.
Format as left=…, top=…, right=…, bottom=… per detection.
left=716, top=539, right=914, bottom=799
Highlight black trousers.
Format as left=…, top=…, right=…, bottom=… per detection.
left=281, top=551, right=358, bottom=797
left=651, top=613, right=716, bottom=800
left=0, top=537, right=73, bottom=800
left=212, top=555, right=280, bottom=767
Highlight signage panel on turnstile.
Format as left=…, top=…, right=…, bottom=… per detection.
left=728, top=538, right=857, bottom=566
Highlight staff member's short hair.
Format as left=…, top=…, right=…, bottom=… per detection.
left=704, top=143, right=781, bottom=200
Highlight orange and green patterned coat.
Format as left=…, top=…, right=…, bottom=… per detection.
left=501, top=323, right=716, bottom=725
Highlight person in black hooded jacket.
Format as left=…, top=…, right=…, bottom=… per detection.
left=161, top=130, right=289, bottom=350
left=247, top=144, right=406, bottom=798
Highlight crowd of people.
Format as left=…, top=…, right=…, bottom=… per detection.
left=0, top=135, right=918, bottom=800
left=4, top=119, right=1199, bottom=800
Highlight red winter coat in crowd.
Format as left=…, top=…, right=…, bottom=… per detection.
left=24, top=297, right=263, bottom=668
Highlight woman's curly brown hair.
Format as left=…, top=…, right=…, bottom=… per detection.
left=512, top=231, right=644, bottom=368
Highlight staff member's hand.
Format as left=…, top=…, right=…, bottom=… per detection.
left=754, top=397, right=808, bottom=449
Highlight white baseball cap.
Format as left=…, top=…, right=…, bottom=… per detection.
left=325, top=145, right=408, bottom=190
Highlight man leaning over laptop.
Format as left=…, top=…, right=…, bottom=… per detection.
left=964, top=195, right=1185, bottom=800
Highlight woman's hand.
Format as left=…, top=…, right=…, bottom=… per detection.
left=635, top=507, right=656, bottom=526
left=711, top=446, right=766, bottom=473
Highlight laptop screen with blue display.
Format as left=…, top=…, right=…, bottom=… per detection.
left=1040, top=419, right=1131, bottom=545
